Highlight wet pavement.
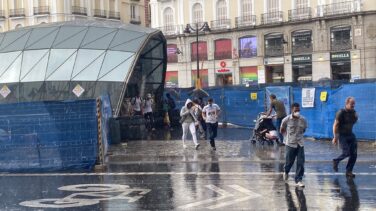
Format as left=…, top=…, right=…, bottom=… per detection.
left=1, top=128, right=375, bottom=210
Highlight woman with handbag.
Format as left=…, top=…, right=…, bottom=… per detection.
left=180, top=99, right=200, bottom=150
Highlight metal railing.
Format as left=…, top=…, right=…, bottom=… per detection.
left=9, top=8, right=25, bottom=17
left=261, top=11, right=283, bottom=25
left=288, top=7, right=311, bottom=21
left=265, top=46, right=284, bottom=57
left=191, top=53, right=208, bottom=62
left=130, top=16, right=141, bottom=24
left=292, top=44, right=313, bottom=55
left=235, top=15, right=256, bottom=28
left=331, top=40, right=352, bottom=51
left=318, top=1, right=359, bottom=17
left=109, top=11, right=120, bottom=20
left=93, top=9, right=106, bottom=18
left=214, top=51, right=232, bottom=60
left=210, top=19, right=231, bottom=30
left=157, top=25, right=184, bottom=36
left=71, top=6, right=87, bottom=16
left=0, top=10, right=5, bottom=19
left=33, top=6, right=49, bottom=15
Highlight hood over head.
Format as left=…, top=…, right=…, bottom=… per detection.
left=185, top=99, right=193, bottom=108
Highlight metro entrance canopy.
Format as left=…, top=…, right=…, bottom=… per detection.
left=0, top=20, right=167, bottom=115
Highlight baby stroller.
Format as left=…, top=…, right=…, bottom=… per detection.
left=250, top=112, right=279, bottom=145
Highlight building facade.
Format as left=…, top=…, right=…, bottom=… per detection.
left=0, top=0, right=149, bottom=32
left=150, top=0, right=376, bottom=88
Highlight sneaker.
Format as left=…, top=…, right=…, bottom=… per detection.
left=296, top=181, right=305, bottom=187
left=212, top=147, right=216, bottom=151
left=195, top=144, right=200, bottom=150
left=346, top=171, right=356, bottom=178
left=332, top=160, right=339, bottom=172
left=183, top=144, right=187, bottom=149
left=283, top=172, right=289, bottom=181
left=152, top=128, right=156, bottom=131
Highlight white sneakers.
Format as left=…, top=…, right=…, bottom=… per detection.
left=283, top=173, right=289, bottom=181
left=296, top=181, right=305, bottom=187
left=183, top=144, right=187, bottom=149
left=283, top=173, right=305, bottom=187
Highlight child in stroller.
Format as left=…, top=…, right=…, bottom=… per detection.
left=250, top=112, right=279, bottom=145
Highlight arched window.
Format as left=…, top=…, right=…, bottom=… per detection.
left=241, top=0, right=253, bottom=17
left=192, top=3, right=203, bottom=23
left=164, top=7, right=174, bottom=26
left=267, top=0, right=279, bottom=13
left=291, top=30, right=312, bottom=54
left=216, top=0, right=227, bottom=20
left=294, top=0, right=308, bottom=9
left=330, top=25, right=352, bottom=51
left=214, top=39, right=232, bottom=60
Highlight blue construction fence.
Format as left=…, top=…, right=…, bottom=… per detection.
left=0, top=99, right=101, bottom=172
left=170, top=81, right=376, bottom=140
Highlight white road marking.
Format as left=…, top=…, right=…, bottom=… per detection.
left=178, top=185, right=233, bottom=209
left=206, top=185, right=262, bottom=209
left=1, top=172, right=376, bottom=177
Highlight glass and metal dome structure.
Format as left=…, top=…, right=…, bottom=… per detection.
left=0, top=20, right=167, bottom=115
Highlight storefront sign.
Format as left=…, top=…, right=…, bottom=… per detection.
left=331, top=52, right=350, bottom=61
left=292, top=55, right=312, bottom=64
left=216, top=68, right=232, bottom=74
left=257, top=66, right=265, bottom=84
left=165, top=71, right=178, bottom=88
left=264, top=57, right=284, bottom=65
left=302, top=88, right=315, bottom=108
left=240, top=66, right=258, bottom=85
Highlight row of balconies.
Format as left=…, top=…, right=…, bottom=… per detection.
left=159, top=1, right=361, bottom=36
left=0, top=6, right=129, bottom=22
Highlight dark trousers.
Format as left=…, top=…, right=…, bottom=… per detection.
left=276, top=117, right=285, bottom=142
left=334, top=133, right=357, bottom=172
left=144, top=112, right=154, bottom=129
left=284, top=145, right=305, bottom=183
left=206, top=122, right=218, bottom=147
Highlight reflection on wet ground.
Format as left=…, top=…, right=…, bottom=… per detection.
left=0, top=128, right=375, bottom=210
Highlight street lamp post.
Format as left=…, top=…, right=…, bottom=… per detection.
left=184, top=22, right=210, bottom=89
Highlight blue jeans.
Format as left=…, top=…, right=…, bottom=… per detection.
left=334, top=133, right=357, bottom=172
left=276, top=117, right=285, bottom=142
left=206, top=122, right=218, bottom=147
left=284, top=145, right=305, bottom=183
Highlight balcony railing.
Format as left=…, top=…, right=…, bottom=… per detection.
left=210, top=19, right=231, bottom=31
left=261, top=11, right=283, bottom=25
left=191, top=53, right=208, bottom=62
left=265, top=46, right=284, bottom=57
left=130, top=16, right=141, bottom=24
left=235, top=15, right=256, bottom=28
left=331, top=40, right=352, bottom=51
left=109, top=11, right=120, bottom=20
left=33, top=6, right=50, bottom=15
left=71, top=6, right=87, bottom=16
left=288, top=7, right=311, bottom=21
left=9, top=8, right=25, bottom=17
left=0, top=10, right=5, bottom=19
left=318, top=1, right=360, bottom=17
left=93, top=9, right=106, bottom=18
left=214, top=51, right=232, bottom=60
left=157, top=25, right=184, bottom=36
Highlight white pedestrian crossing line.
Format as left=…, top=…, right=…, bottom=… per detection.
left=0, top=172, right=375, bottom=177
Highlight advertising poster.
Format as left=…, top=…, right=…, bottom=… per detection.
left=257, top=66, right=265, bottom=84
left=191, top=69, right=208, bottom=88
left=302, top=88, right=315, bottom=108
left=239, top=36, right=257, bottom=58
left=165, top=71, right=178, bottom=88
left=240, top=66, right=258, bottom=85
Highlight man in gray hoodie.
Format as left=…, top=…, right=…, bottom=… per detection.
left=180, top=99, right=200, bottom=150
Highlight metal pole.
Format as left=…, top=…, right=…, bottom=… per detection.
left=196, top=23, right=200, bottom=88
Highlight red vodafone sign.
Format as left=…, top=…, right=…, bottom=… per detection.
left=216, top=61, right=232, bottom=74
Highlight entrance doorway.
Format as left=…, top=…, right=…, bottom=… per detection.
left=216, top=74, right=233, bottom=86
left=265, top=65, right=284, bottom=83
left=331, top=62, right=351, bottom=80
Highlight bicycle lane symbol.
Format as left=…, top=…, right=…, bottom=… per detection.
left=19, top=184, right=151, bottom=208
